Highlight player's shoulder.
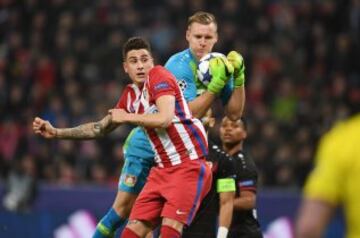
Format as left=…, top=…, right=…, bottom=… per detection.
left=166, top=49, right=192, bottom=65
left=122, top=83, right=142, bottom=96
left=318, top=114, right=360, bottom=163
left=165, top=49, right=195, bottom=72
left=327, top=114, right=360, bottom=141
left=209, top=142, right=226, bottom=157
left=321, top=115, right=360, bottom=151
left=233, top=151, right=258, bottom=175
left=149, top=65, right=176, bottom=81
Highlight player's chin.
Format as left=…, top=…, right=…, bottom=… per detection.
left=197, top=51, right=208, bottom=59
left=222, top=137, right=234, bottom=143
left=134, top=76, right=146, bottom=84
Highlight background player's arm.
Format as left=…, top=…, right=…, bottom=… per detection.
left=296, top=199, right=335, bottom=238
left=218, top=191, right=235, bottom=236
left=33, top=114, right=118, bottom=139
left=233, top=190, right=256, bottom=210
left=110, top=95, right=175, bottom=128
left=216, top=176, right=236, bottom=238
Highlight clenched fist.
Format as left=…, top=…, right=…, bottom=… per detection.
left=32, top=117, right=57, bottom=138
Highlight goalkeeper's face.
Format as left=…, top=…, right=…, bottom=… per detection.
left=123, top=49, right=154, bottom=86
left=186, top=22, right=218, bottom=61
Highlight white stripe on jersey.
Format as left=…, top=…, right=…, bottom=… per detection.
left=155, top=128, right=182, bottom=166
left=178, top=89, right=191, bottom=116
left=145, top=136, right=165, bottom=168
left=127, top=84, right=142, bottom=113
left=173, top=117, right=199, bottom=160
left=193, top=118, right=208, bottom=144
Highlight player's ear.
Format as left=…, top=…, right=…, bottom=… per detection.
left=123, top=62, right=128, bottom=73
left=186, top=28, right=191, bottom=42
left=242, top=131, right=247, bottom=139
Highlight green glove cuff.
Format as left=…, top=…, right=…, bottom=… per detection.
left=234, top=74, right=245, bottom=87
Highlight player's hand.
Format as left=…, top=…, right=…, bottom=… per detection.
left=207, top=57, right=234, bottom=94
left=227, top=51, right=245, bottom=87
left=32, top=117, right=57, bottom=138
left=108, top=109, right=128, bottom=124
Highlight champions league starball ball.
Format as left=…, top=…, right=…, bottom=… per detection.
left=196, top=52, right=227, bottom=86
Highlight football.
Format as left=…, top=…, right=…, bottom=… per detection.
left=197, top=52, right=227, bottom=86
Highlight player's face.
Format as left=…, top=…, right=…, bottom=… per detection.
left=123, top=49, right=154, bottom=86
left=220, top=117, right=246, bottom=145
left=186, top=22, right=218, bottom=61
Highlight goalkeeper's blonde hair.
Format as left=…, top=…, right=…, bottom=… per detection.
left=187, top=11, right=217, bottom=28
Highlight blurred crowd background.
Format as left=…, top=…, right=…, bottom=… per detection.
left=0, top=0, right=359, bottom=192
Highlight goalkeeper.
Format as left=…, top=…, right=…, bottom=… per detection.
left=92, top=11, right=246, bottom=238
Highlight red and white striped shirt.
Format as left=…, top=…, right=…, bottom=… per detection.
left=115, top=83, right=142, bottom=113
left=138, top=66, right=208, bottom=168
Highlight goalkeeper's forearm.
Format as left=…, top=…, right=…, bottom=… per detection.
left=225, top=86, right=245, bottom=121
left=56, top=115, right=115, bottom=139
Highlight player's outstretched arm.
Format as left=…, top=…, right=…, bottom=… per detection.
left=32, top=115, right=117, bottom=140
left=225, top=51, right=246, bottom=120
left=109, top=95, right=175, bottom=129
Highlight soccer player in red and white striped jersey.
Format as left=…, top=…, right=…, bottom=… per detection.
left=109, top=37, right=212, bottom=238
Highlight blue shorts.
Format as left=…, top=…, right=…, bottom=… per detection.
left=118, top=127, right=155, bottom=194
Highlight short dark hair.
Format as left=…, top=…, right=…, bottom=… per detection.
left=122, top=37, right=152, bottom=60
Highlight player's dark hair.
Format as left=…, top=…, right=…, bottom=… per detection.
left=188, top=11, right=217, bottom=28
left=122, top=37, right=152, bottom=60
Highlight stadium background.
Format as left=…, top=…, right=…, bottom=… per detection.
left=0, top=0, right=358, bottom=237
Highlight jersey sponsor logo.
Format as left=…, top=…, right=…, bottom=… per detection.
left=154, top=82, right=170, bottom=91
left=123, top=174, right=137, bottom=187
left=239, top=180, right=255, bottom=187
left=176, top=209, right=187, bottom=215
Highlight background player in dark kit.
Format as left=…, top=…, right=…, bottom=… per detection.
left=183, top=115, right=262, bottom=238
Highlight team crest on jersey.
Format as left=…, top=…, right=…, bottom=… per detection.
left=177, top=79, right=187, bottom=92
left=123, top=174, right=137, bottom=187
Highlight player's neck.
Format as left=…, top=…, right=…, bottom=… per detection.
left=223, top=142, right=243, bottom=156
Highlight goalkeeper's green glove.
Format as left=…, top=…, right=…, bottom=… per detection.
left=227, top=51, right=245, bottom=87
left=207, top=57, right=234, bottom=94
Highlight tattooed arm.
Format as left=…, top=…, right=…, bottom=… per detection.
left=33, top=115, right=118, bottom=139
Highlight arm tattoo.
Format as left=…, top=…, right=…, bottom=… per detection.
left=56, top=115, right=115, bottom=139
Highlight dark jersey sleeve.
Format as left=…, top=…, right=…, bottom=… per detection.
left=234, top=152, right=259, bottom=193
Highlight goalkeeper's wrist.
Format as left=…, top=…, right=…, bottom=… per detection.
left=207, top=78, right=226, bottom=94
left=217, top=226, right=229, bottom=238
left=234, top=76, right=245, bottom=88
